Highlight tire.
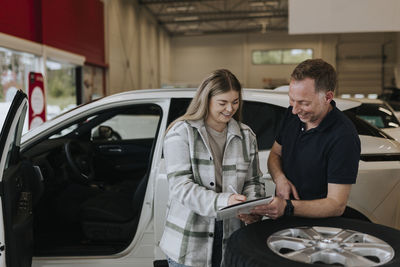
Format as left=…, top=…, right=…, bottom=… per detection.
left=224, top=217, right=400, bottom=267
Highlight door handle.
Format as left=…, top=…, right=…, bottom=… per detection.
left=99, top=145, right=123, bottom=153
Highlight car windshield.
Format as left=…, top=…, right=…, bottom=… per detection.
left=347, top=103, right=400, bottom=129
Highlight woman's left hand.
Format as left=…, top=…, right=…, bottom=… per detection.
left=237, top=214, right=262, bottom=224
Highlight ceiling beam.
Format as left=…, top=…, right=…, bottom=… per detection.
left=170, top=26, right=287, bottom=36
left=155, top=9, right=288, bottom=17
left=139, top=0, right=219, bottom=4
left=162, top=14, right=287, bottom=24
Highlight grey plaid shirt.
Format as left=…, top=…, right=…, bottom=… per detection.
left=160, top=119, right=265, bottom=267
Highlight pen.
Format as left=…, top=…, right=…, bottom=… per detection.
left=228, top=185, right=239, bottom=194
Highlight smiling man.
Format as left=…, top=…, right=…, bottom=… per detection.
left=252, top=59, right=361, bottom=219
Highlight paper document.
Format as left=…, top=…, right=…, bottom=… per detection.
left=216, top=196, right=273, bottom=221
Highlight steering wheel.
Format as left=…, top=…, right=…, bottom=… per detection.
left=64, top=140, right=95, bottom=184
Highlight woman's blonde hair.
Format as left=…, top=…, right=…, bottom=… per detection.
left=167, top=69, right=242, bottom=132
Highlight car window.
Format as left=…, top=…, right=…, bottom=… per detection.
left=242, top=101, right=285, bottom=150
left=344, top=110, right=394, bottom=140
left=347, top=103, right=400, bottom=128
left=91, top=114, right=160, bottom=141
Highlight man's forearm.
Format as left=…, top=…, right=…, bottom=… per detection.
left=292, top=183, right=351, bottom=218
left=292, top=197, right=346, bottom=218
left=267, top=151, right=286, bottom=183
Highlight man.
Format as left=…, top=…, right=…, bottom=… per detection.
left=252, top=58, right=361, bottom=219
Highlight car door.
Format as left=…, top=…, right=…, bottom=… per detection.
left=0, top=90, right=41, bottom=267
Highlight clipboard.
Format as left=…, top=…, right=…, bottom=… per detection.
left=216, top=196, right=273, bottom=221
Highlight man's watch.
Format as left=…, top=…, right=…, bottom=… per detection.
left=284, top=199, right=294, bottom=217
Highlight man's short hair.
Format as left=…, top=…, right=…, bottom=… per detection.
left=291, top=59, right=337, bottom=93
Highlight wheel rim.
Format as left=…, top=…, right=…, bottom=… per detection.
left=267, top=226, right=394, bottom=266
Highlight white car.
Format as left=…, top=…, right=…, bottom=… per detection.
left=2, top=88, right=400, bottom=267
left=341, top=97, right=400, bottom=141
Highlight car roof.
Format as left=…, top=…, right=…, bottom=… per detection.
left=340, top=97, right=384, bottom=104
left=95, top=87, right=361, bottom=110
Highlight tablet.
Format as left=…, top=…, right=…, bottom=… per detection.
left=216, top=196, right=273, bottom=221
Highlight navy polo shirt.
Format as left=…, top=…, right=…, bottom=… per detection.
left=276, top=100, right=361, bottom=200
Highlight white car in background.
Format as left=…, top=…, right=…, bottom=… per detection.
left=341, top=97, right=400, bottom=141
left=1, top=88, right=400, bottom=267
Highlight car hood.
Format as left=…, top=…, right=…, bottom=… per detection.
left=382, top=128, right=400, bottom=142
left=359, top=135, right=400, bottom=154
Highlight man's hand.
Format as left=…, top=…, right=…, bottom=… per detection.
left=237, top=214, right=262, bottom=224
left=228, top=194, right=246, bottom=205
left=275, top=176, right=300, bottom=200
left=268, top=141, right=300, bottom=200
left=251, top=197, right=286, bottom=220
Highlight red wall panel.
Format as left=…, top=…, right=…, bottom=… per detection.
left=0, top=0, right=105, bottom=66
left=41, top=0, right=105, bottom=66
left=0, top=0, right=42, bottom=42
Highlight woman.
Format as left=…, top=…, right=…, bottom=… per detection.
left=160, top=69, right=265, bottom=267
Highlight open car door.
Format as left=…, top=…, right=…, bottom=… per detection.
left=0, top=89, right=42, bottom=267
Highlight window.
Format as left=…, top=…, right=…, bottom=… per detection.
left=347, top=103, right=400, bottom=129
left=91, top=114, right=160, bottom=140
left=242, top=101, right=285, bottom=150
left=252, top=49, right=313, bottom=65
left=0, top=47, right=40, bottom=102
left=46, top=60, right=79, bottom=120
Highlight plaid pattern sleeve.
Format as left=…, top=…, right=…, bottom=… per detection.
left=241, top=126, right=265, bottom=199
left=164, top=121, right=232, bottom=218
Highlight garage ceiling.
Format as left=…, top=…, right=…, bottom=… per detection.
left=139, top=0, right=288, bottom=36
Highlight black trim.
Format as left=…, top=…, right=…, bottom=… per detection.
left=0, top=90, right=26, bottom=154
left=284, top=199, right=294, bottom=217
left=360, top=153, right=400, bottom=161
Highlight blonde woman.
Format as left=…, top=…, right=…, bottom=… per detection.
left=160, top=69, right=265, bottom=267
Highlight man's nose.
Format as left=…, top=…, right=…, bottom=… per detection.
left=292, top=102, right=300, bottom=114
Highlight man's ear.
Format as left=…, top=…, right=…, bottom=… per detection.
left=325, top=91, right=334, bottom=103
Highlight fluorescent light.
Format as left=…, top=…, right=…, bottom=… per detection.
left=354, top=94, right=365, bottom=99
left=368, top=94, right=378, bottom=99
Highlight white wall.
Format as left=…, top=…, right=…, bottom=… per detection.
left=170, top=32, right=338, bottom=89
left=104, top=0, right=170, bottom=94
left=171, top=34, right=246, bottom=87
left=289, top=0, right=400, bottom=34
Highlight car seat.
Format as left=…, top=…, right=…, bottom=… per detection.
left=79, top=176, right=148, bottom=242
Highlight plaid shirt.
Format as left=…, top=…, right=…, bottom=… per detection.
left=160, top=119, right=265, bottom=267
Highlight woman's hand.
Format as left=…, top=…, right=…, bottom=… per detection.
left=228, top=194, right=246, bottom=205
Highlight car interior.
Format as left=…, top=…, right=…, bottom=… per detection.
left=21, top=104, right=162, bottom=256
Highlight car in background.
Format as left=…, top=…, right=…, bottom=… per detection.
left=342, top=97, right=400, bottom=141
left=2, top=88, right=400, bottom=267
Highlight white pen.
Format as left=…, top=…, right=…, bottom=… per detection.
left=228, top=185, right=239, bottom=194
